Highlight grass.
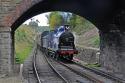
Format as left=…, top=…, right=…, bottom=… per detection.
left=15, top=42, right=33, bottom=63
left=72, top=21, right=95, bottom=35
left=85, top=35, right=100, bottom=48
left=15, top=25, right=36, bottom=64
left=85, top=63, right=101, bottom=68
left=71, top=17, right=100, bottom=48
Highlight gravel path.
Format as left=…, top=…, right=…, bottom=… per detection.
left=23, top=47, right=37, bottom=83
left=0, top=76, right=22, bottom=83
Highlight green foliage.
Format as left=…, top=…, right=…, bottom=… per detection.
left=69, top=14, right=77, bottom=29
left=46, top=11, right=99, bottom=48
left=89, top=36, right=100, bottom=48
left=47, top=12, right=64, bottom=29
left=93, top=37, right=100, bottom=47
left=15, top=45, right=33, bottom=63
left=14, top=0, right=22, bottom=4
left=29, top=21, right=38, bottom=27
left=47, top=11, right=95, bottom=33
left=85, top=63, right=101, bottom=68
left=15, top=25, right=36, bottom=63
left=69, top=15, right=94, bottom=35
left=28, top=19, right=50, bottom=32
left=15, top=24, right=50, bottom=63
left=29, top=19, right=39, bottom=32
left=37, top=26, right=50, bottom=33
left=67, top=13, right=99, bottom=48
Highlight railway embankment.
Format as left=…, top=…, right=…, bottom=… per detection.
left=75, top=45, right=100, bottom=64
left=75, top=46, right=125, bottom=81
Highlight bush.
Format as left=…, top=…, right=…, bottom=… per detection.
left=15, top=25, right=36, bottom=64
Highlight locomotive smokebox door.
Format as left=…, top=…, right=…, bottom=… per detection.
left=66, top=38, right=69, bottom=42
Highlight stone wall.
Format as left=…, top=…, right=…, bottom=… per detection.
left=75, top=46, right=100, bottom=64
left=0, top=0, right=16, bottom=26
left=0, top=27, right=13, bottom=75
left=100, top=30, right=125, bottom=76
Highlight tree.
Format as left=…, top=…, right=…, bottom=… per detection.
left=60, top=12, right=72, bottom=24
left=29, top=19, right=38, bottom=27
left=46, top=11, right=90, bottom=30
left=69, top=14, right=77, bottom=29
left=29, top=19, right=39, bottom=32
left=47, top=12, right=64, bottom=29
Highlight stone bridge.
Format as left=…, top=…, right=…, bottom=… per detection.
left=0, top=0, right=125, bottom=76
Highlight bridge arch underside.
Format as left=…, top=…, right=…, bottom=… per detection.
left=1, top=0, right=125, bottom=76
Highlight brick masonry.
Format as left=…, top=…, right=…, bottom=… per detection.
left=0, top=27, right=13, bottom=75
left=0, top=0, right=42, bottom=76
left=0, top=0, right=43, bottom=27
left=99, top=30, right=125, bottom=76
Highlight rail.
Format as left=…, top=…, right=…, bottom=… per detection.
left=32, top=45, right=42, bottom=83
left=44, top=54, right=69, bottom=83
left=58, top=61, right=103, bottom=83
left=73, top=60, right=125, bottom=83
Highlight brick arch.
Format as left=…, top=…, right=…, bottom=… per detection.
left=2, top=0, right=42, bottom=27
left=2, top=0, right=117, bottom=31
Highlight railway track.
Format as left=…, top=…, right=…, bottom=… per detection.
left=44, top=53, right=69, bottom=83
left=45, top=53, right=125, bottom=83
left=32, top=46, right=124, bottom=83
left=32, top=47, right=42, bottom=83
left=59, top=60, right=124, bottom=83
left=73, top=59, right=125, bottom=83
left=33, top=48, right=68, bottom=83
left=44, top=54, right=105, bottom=83
left=58, top=61, right=104, bottom=83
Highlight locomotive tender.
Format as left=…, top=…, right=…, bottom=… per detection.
left=40, top=25, right=78, bottom=60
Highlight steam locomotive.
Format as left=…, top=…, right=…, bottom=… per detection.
left=39, top=25, right=78, bottom=60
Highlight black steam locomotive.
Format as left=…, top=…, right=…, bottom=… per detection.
left=40, top=25, right=78, bottom=60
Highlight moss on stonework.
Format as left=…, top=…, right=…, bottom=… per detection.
left=85, top=63, right=101, bottom=68
left=14, top=0, right=22, bottom=4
